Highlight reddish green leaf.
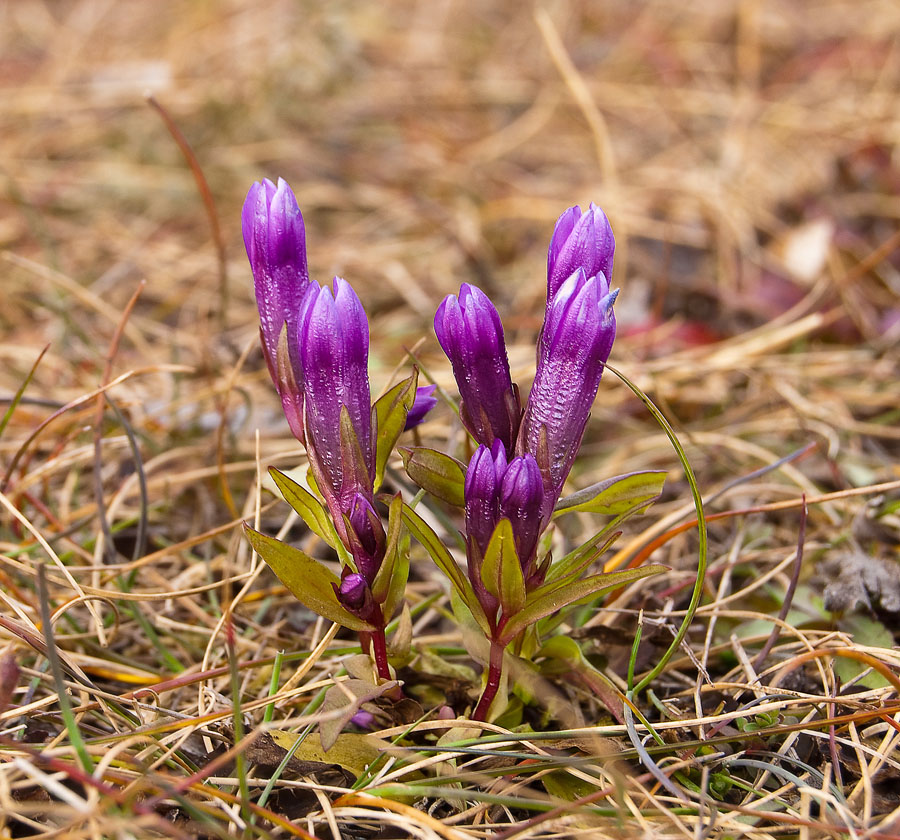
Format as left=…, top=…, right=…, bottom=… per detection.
left=401, top=447, right=466, bottom=507
left=499, top=564, right=666, bottom=644
left=339, top=405, right=371, bottom=495
left=401, top=503, right=489, bottom=634
left=373, top=371, right=418, bottom=492
left=244, top=525, right=375, bottom=632
left=372, top=494, right=409, bottom=621
left=480, top=519, right=525, bottom=615
left=269, top=467, right=345, bottom=557
left=554, top=470, right=666, bottom=517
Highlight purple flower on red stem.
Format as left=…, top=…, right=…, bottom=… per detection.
left=547, top=203, right=615, bottom=305
left=464, top=442, right=546, bottom=612
left=242, top=178, right=315, bottom=440
left=299, top=277, right=374, bottom=521
left=334, top=568, right=381, bottom=624
left=520, top=268, right=618, bottom=519
left=434, top=284, right=520, bottom=454
left=404, top=385, right=438, bottom=431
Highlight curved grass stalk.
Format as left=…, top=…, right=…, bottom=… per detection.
left=604, top=364, right=708, bottom=696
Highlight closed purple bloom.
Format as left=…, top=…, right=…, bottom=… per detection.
left=337, top=570, right=368, bottom=610
left=463, top=442, right=507, bottom=615
left=520, top=269, right=618, bottom=518
left=404, top=385, right=438, bottom=431
left=498, top=453, right=543, bottom=577
left=434, top=284, right=520, bottom=453
left=464, top=444, right=547, bottom=611
left=334, top=568, right=381, bottom=624
left=242, top=178, right=314, bottom=379
left=547, top=203, right=615, bottom=305
left=300, top=278, right=373, bottom=518
left=242, top=178, right=316, bottom=441
left=464, top=441, right=507, bottom=555
left=347, top=493, right=386, bottom=584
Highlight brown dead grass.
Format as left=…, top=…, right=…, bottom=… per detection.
left=1, top=0, right=899, bottom=837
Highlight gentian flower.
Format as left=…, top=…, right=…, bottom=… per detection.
left=434, top=284, right=520, bottom=454
left=546, top=203, right=615, bottom=305
left=297, top=277, right=391, bottom=621
left=299, top=277, right=374, bottom=518
left=404, top=384, right=438, bottom=431
left=464, top=442, right=507, bottom=617
left=520, top=268, right=618, bottom=519
left=463, top=442, right=546, bottom=618
left=242, top=178, right=315, bottom=440
left=498, top=453, right=544, bottom=584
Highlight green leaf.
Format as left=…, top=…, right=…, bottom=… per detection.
left=269, top=468, right=345, bottom=557
left=400, top=447, right=466, bottom=507
left=373, top=370, right=418, bottom=492
left=499, top=565, right=667, bottom=644
left=372, top=495, right=409, bottom=621
left=480, top=519, right=525, bottom=615
left=401, top=503, right=490, bottom=634
left=543, top=528, right=621, bottom=587
left=267, top=730, right=386, bottom=779
left=542, top=769, right=599, bottom=802
left=554, top=470, right=666, bottom=517
left=834, top=615, right=893, bottom=689
left=244, top=525, right=375, bottom=632
left=339, top=405, right=371, bottom=494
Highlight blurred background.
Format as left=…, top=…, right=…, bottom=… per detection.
left=1, top=0, right=898, bottom=627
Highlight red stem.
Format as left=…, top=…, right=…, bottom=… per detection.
left=370, top=628, right=391, bottom=681
left=472, top=638, right=504, bottom=721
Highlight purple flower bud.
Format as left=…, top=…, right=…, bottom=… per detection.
left=350, top=709, right=377, bottom=730
left=547, top=203, right=615, bottom=305
left=242, top=179, right=314, bottom=381
left=404, top=385, right=438, bottom=431
left=434, top=284, right=520, bottom=453
left=347, top=493, right=386, bottom=584
left=335, top=568, right=381, bottom=624
left=498, top=453, right=544, bottom=576
left=520, top=269, right=617, bottom=517
left=242, top=179, right=317, bottom=442
left=300, top=277, right=373, bottom=518
left=337, top=570, right=368, bottom=610
left=464, top=441, right=507, bottom=554
left=463, top=442, right=507, bottom=615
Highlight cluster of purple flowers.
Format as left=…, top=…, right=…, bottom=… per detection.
left=243, top=179, right=434, bottom=639
left=435, top=205, right=617, bottom=625
left=243, top=178, right=620, bottom=710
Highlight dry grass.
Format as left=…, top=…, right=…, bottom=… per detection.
left=1, top=0, right=899, bottom=837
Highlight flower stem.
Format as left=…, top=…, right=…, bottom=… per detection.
left=472, top=638, right=504, bottom=721
left=370, top=628, right=391, bottom=681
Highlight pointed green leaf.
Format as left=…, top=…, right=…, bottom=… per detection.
left=269, top=467, right=345, bottom=556
left=499, top=564, right=667, bottom=644
left=401, top=502, right=489, bottom=634
left=373, top=495, right=409, bottom=621
left=373, top=370, right=418, bottom=492
left=400, top=447, right=466, bottom=507
left=543, top=529, right=621, bottom=588
left=244, top=525, right=375, bottom=632
left=554, top=470, right=666, bottom=517
left=480, top=519, right=525, bottom=615
left=339, top=405, right=372, bottom=493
